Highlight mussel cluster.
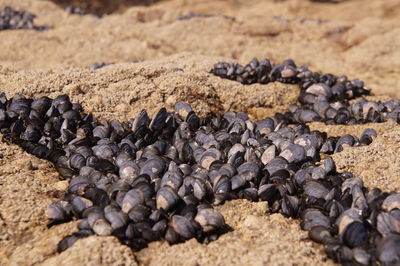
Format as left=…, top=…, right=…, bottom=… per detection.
left=65, top=5, right=88, bottom=16
left=50, top=0, right=163, bottom=16
left=0, top=58, right=399, bottom=265
left=177, top=12, right=236, bottom=22
left=0, top=6, right=48, bottom=31
left=90, top=62, right=107, bottom=70
left=211, top=58, right=400, bottom=124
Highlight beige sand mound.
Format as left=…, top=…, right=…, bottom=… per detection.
left=0, top=0, right=399, bottom=96
left=0, top=53, right=298, bottom=120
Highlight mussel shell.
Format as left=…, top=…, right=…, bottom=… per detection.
left=121, top=189, right=145, bottom=213
left=378, top=234, right=400, bottom=265
left=156, top=186, right=180, bottom=211
left=170, top=215, right=196, bottom=240
left=149, top=108, right=167, bottom=132
left=128, top=205, right=151, bottom=223
left=104, top=205, right=128, bottom=230
left=342, top=221, right=368, bottom=248
left=194, top=208, right=225, bottom=233
left=300, top=208, right=331, bottom=231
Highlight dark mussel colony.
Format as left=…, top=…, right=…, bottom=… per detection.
left=65, top=5, right=88, bottom=16
left=211, top=58, right=400, bottom=125
left=51, top=0, right=164, bottom=16
left=0, top=6, right=49, bottom=31
left=0, top=58, right=399, bottom=265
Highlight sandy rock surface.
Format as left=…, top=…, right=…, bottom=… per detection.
left=0, top=53, right=299, bottom=121
left=0, top=0, right=399, bottom=265
left=0, top=0, right=399, bottom=96
left=308, top=120, right=400, bottom=192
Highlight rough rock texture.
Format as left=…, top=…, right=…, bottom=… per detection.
left=0, top=0, right=399, bottom=265
left=42, top=236, right=139, bottom=266
left=0, top=140, right=76, bottom=265
left=0, top=53, right=299, bottom=120
left=0, top=0, right=399, bottom=96
left=310, top=120, right=400, bottom=193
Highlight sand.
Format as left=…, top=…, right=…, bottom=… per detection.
left=0, top=0, right=399, bottom=265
